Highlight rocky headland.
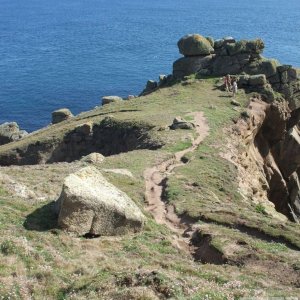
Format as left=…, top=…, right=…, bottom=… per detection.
left=0, top=34, right=299, bottom=299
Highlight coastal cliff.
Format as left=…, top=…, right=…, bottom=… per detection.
left=0, top=35, right=299, bottom=299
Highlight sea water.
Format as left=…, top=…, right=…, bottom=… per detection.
left=0, top=0, right=299, bottom=132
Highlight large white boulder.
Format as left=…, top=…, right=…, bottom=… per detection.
left=56, top=166, right=145, bottom=236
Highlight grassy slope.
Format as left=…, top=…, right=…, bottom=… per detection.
left=0, top=78, right=299, bottom=299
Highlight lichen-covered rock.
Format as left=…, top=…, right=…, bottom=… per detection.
left=0, top=122, right=28, bottom=145
left=212, top=56, right=242, bottom=76
left=102, top=96, right=122, bottom=106
left=238, top=74, right=250, bottom=86
left=206, top=36, right=214, bottom=48
left=173, top=55, right=213, bottom=79
left=226, top=39, right=264, bottom=56
left=245, top=59, right=279, bottom=78
left=248, top=74, right=267, bottom=86
left=140, top=80, right=159, bottom=96
left=52, top=108, right=73, bottom=124
left=178, top=34, right=214, bottom=56
left=214, top=39, right=224, bottom=49
left=56, top=167, right=146, bottom=236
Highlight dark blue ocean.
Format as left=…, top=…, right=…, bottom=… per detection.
left=1, top=0, right=300, bottom=132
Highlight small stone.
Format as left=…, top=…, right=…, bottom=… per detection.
left=231, top=100, right=241, bottom=106
left=102, top=96, right=122, bottom=105
left=170, top=116, right=195, bottom=130
left=81, top=152, right=105, bottom=164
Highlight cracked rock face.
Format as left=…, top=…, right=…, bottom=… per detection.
left=56, top=166, right=146, bottom=236
left=234, top=98, right=300, bottom=222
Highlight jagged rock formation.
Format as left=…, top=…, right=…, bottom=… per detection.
left=0, top=122, right=28, bottom=145
left=173, top=34, right=300, bottom=109
left=231, top=98, right=300, bottom=221
left=140, top=75, right=173, bottom=96
left=52, top=108, right=73, bottom=124
left=55, top=166, right=145, bottom=236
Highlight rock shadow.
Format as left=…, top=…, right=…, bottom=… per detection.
left=23, top=201, right=58, bottom=232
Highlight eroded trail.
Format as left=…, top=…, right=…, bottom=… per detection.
left=144, top=112, right=209, bottom=255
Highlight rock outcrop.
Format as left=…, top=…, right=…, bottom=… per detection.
left=140, top=75, right=173, bottom=96
left=56, top=167, right=146, bottom=236
left=173, top=34, right=300, bottom=110
left=0, top=122, right=28, bottom=145
left=52, top=108, right=73, bottom=124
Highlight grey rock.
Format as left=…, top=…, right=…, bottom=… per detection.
left=173, top=55, right=213, bottom=79
left=170, top=116, right=195, bottom=130
left=238, top=74, right=250, bottom=86
left=268, top=73, right=281, bottom=84
left=0, top=122, right=28, bottom=145
left=158, top=74, right=167, bottom=86
left=223, top=36, right=236, bottom=44
left=206, top=36, right=214, bottom=48
left=52, top=108, right=73, bottom=124
left=248, top=74, right=267, bottom=86
left=102, top=96, right=123, bottom=106
left=214, top=39, right=225, bottom=49
left=212, top=56, right=241, bottom=76
left=277, top=65, right=292, bottom=73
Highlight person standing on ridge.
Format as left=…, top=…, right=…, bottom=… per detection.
left=232, top=78, right=238, bottom=98
left=224, top=74, right=232, bottom=92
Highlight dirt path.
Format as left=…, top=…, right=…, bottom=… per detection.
left=144, top=112, right=209, bottom=255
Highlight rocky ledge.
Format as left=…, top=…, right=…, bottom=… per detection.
left=172, top=34, right=299, bottom=109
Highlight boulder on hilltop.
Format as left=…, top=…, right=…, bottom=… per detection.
left=55, top=166, right=146, bottom=236
left=178, top=34, right=214, bottom=56
left=172, top=33, right=300, bottom=111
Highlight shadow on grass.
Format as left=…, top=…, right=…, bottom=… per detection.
left=218, top=95, right=232, bottom=98
left=23, top=201, right=58, bottom=231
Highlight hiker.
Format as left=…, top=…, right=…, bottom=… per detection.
left=232, top=78, right=238, bottom=97
left=224, top=74, right=232, bottom=92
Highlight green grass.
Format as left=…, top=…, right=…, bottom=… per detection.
left=255, top=203, right=267, bottom=215
left=0, top=79, right=299, bottom=298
